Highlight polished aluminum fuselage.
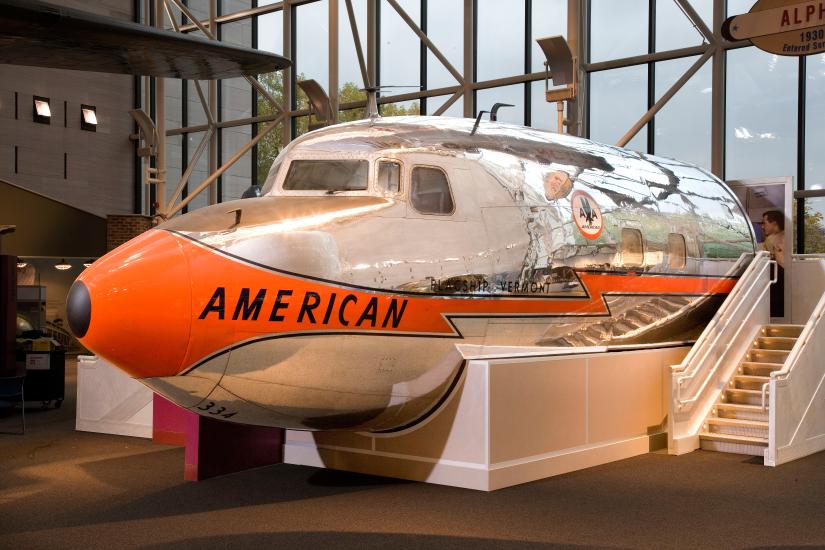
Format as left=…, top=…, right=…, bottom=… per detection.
left=141, top=117, right=755, bottom=431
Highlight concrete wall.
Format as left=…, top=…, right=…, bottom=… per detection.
left=0, top=179, right=106, bottom=258
left=0, top=0, right=135, bottom=218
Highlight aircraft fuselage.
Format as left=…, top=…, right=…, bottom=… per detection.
left=68, top=116, right=756, bottom=432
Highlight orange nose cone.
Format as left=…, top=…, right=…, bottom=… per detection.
left=73, top=229, right=191, bottom=378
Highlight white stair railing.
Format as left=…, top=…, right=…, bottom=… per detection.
left=765, top=271, right=825, bottom=466
left=668, top=251, right=774, bottom=454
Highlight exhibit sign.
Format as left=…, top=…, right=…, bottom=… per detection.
left=26, top=353, right=50, bottom=370
left=723, top=0, right=825, bottom=56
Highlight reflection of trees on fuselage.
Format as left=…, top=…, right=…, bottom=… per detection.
left=254, top=75, right=421, bottom=185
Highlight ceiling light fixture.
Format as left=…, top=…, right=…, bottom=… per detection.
left=54, top=259, right=72, bottom=270
left=83, top=259, right=95, bottom=268
left=17, top=262, right=28, bottom=269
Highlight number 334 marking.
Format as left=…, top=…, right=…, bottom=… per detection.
left=196, top=401, right=237, bottom=419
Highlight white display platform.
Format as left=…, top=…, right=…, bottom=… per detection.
left=285, top=344, right=690, bottom=491
left=76, top=355, right=153, bottom=438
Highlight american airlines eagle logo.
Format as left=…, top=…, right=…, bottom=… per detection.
left=571, top=190, right=604, bottom=240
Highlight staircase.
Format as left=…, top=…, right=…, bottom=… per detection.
left=699, top=324, right=804, bottom=456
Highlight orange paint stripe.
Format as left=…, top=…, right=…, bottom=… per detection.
left=177, top=232, right=737, bottom=371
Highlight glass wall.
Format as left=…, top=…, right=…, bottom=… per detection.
left=147, top=0, right=823, bottom=251
left=426, top=0, right=462, bottom=92
left=338, top=0, right=367, bottom=117
left=725, top=48, right=797, bottom=180
left=805, top=198, right=825, bottom=253
left=590, top=0, right=647, bottom=63
left=256, top=9, right=285, bottom=184
left=582, top=0, right=823, bottom=251
left=805, top=54, right=825, bottom=252
left=589, top=65, right=648, bottom=151
left=806, top=54, right=825, bottom=191
left=654, top=56, right=711, bottom=169
left=655, top=0, right=711, bottom=52
left=476, top=0, right=524, bottom=82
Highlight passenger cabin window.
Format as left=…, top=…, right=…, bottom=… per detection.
left=620, top=228, right=644, bottom=266
left=411, top=166, right=454, bottom=214
left=377, top=160, right=401, bottom=193
left=668, top=233, right=687, bottom=269
left=282, top=159, right=368, bottom=192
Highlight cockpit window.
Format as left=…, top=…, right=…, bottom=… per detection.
left=282, top=159, right=369, bottom=192
left=377, top=160, right=401, bottom=193
left=411, top=166, right=454, bottom=215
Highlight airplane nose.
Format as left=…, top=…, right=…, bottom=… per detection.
left=67, top=280, right=91, bottom=338
left=73, top=229, right=192, bottom=378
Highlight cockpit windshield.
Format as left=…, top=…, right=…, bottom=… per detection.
left=282, top=159, right=369, bottom=193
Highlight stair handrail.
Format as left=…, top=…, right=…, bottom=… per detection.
left=770, top=289, right=825, bottom=382
left=672, top=252, right=761, bottom=374
left=674, top=251, right=773, bottom=407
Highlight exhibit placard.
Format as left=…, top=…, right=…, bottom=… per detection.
left=723, top=0, right=825, bottom=56
left=26, top=353, right=50, bottom=370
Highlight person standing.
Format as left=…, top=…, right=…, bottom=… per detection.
left=761, top=210, right=785, bottom=317
left=761, top=210, right=785, bottom=269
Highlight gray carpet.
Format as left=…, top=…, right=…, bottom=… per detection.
left=1, top=358, right=824, bottom=550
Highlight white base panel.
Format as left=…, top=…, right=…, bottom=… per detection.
left=75, top=355, right=153, bottom=439
left=770, top=433, right=825, bottom=466
left=670, top=434, right=700, bottom=455
left=285, top=345, right=690, bottom=491
left=284, top=435, right=653, bottom=491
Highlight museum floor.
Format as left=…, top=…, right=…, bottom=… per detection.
left=1, top=358, right=825, bottom=550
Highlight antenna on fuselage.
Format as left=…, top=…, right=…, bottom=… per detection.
left=470, top=103, right=514, bottom=135
left=360, top=85, right=422, bottom=119
left=363, top=86, right=381, bottom=118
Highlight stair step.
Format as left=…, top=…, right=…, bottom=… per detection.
left=753, top=336, right=797, bottom=351
left=762, top=324, right=804, bottom=338
left=705, top=416, right=769, bottom=438
left=706, top=417, right=768, bottom=428
left=739, top=362, right=783, bottom=376
left=715, top=402, right=764, bottom=411
left=723, top=388, right=765, bottom=405
left=700, top=438, right=767, bottom=456
left=699, top=431, right=768, bottom=457
left=700, top=432, right=767, bottom=445
left=730, top=374, right=771, bottom=390
left=746, top=348, right=789, bottom=363
left=714, top=403, right=768, bottom=421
